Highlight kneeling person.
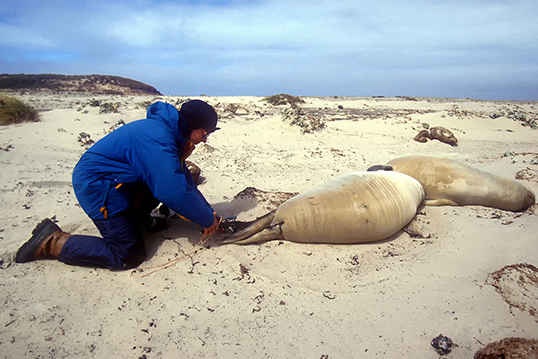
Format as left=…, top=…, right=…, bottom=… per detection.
left=16, top=100, right=220, bottom=269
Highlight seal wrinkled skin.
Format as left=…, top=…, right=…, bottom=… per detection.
left=387, top=156, right=535, bottom=211
left=222, top=171, right=425, bottom=245
left=429, top=126, right=458, bottom=146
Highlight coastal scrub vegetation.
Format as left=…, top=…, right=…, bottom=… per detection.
left=263, top=94, right=325, bottom=134
left=0, top=93, right=40, bottom=125
left=281, top=106, right=326, bottom=134
left=263, top=94, right=305, bottom=107
left=82, top=98, right=121, bottom=114
left=0, top=74, right=161, bottom=96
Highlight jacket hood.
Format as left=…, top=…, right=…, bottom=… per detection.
left=146, top=101, right=189, bottom=141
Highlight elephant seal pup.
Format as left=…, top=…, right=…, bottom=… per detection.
left=387, top=156, right=535, bottom=211
left=221, top=171, right=425, bottom=245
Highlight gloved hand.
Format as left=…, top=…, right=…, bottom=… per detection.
left=202, top=212, right=220, bottom=236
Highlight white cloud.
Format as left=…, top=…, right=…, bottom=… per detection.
left=1, top=0, right=538, bottom=99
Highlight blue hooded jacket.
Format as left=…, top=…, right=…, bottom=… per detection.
left=72, top=101, right=215, bottom=228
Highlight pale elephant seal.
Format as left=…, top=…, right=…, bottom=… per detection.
left=387, top=156, right=535, bottom=211
left=221, top=171, right=425, bottom=245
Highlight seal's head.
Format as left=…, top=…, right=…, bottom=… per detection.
left=367, top=165, right=393, bottom=172
left=522, top=190, right=536, bottom=211
left=179, top=100, right=219, bottom=136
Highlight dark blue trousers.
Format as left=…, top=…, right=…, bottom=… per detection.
left=59, top=184, right=159, bottom=270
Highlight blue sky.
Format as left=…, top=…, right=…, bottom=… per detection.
left=1, top=0, right=537, bottom=100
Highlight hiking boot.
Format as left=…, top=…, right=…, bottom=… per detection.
left=16, top=218, right=71, bottom=263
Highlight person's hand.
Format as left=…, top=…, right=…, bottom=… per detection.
left=202, top=212, right=220, bottom=236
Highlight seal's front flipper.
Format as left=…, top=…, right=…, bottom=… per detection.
left=403, top=218, right=423, bottom=238
left=424, top=198, right=460, bottom=206
left=221, top=211, right=278, bottom=244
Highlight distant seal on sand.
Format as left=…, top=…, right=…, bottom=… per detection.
left=221, top=171, right=425, bottom=245
left=429, top=126, right=458, bottom=146
left=413, top=126, right=458, bottom=146
left=387, top=156, right=535, bottom=211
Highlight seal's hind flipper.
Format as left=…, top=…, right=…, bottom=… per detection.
left=225, top=227, right=284, bottom=245
left=220, top=211, right=278, bottom=244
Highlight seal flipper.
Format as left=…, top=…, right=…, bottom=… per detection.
left=226, top=226, right=284, bottom=245
left=424, top=198, right=460, bottom=206
left=403, top=218, right=423, bottom=238
left=221, top=210, right=281, bottom=244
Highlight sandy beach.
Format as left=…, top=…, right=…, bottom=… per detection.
left=1, top=92, right=537, bottom=358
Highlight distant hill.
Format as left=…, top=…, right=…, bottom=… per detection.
left=0, top=74, right=162, bottom=96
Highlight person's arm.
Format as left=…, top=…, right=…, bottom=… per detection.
left=128, top=139, right=215, bottom=228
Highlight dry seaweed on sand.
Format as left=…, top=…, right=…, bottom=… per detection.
left=474, top=337, right=538, bottom=359
left=486, top=263, right=538, bottom=321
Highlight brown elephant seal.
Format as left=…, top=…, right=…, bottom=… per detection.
left=429, top=126, right=458, bottom=146
left=387, top=156, right=535, bottom=211
left=221, top=171, right=425, bottom=245
left=414, top=130, right=431, bottom=143
left=413, top=127, right=458, bottom=146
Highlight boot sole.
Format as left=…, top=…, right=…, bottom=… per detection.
left=15, top=218, right=61, bottom=263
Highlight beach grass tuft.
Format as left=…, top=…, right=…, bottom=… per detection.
left=0, top=93, right=40, bottom=125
